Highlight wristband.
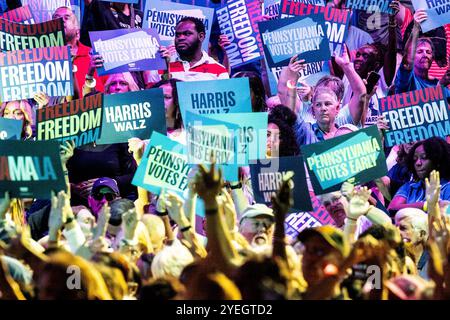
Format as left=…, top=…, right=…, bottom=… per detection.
left=85, top=77, right=96, bottom=88
left=180, top=225, right=192, bottom=232
left=85, top=74, right=94, bottom=81
left=205, top=208, right=218, bottom=216
left=230, top=182, right=242, bottom=190
left=423, top=201, right=428, bottom=212
left=155, top=210, right=168, bottom=217
left=65, top=216, right=74, bottom=225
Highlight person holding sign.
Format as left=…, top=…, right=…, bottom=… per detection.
left=159, top=17, right=229, bottom=82
left=394, top=9, right=450, bottom=94
left=68, top=73, right=139, bottom=207
left=53, top=6, right=104, bottom=93
left=0, top=100, right=34, bottom=140
left=388, top=137, right=450, bottom=214
left=80, top=0, right=144, bottom=47
left=294, top=47, right=367, bottom=145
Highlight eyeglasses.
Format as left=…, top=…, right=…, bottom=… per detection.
left=92, top=192, right=117, bottom=201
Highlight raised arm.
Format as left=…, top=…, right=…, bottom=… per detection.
left=277, top=56, right=305, bottom=114
left=402, top=9, right=426, bottom=70
left=193, top=161, right=242, bottom=275
left=335, top=45, right=367, bottom=125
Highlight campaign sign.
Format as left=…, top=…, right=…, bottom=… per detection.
left=36, top=93, right=103, bottom=148
left=143, top=0, right=214, bottom=52
left=258, top=15, right=331, bottom=68
left=250, top=156, right=313, bottom=212
left=412, top=0, right=450, bottom=33
left=0, top=45, right=73, bottom=102
left=0, top=5, right=35, bottom=24
left=345, top=0, right=393, bottom=14
left=177, top=78, right=252, bottom=121
left=185, top=111, right=239, bottom=181
left=90, top=28, right=166, bottom=76
left=216, top=0, right=264, bottom=68
left=207, top=112, right=268, bottom=164
left=301, top=125, right=387, bottom=195
left=0, top=18, right=65, bottom=52
left=0, top=140, right=66, bottom=198
left=379, top=86, right=450, bottom=147
left=263, top=0, right=281, bottom=18
left=280, top=1, right=350, bottom=54
left=132, top=131, right=192, bottom=194
left=20, top=0, right=81, bottom=24
left=97, top=89, right=166, bottom=145
left=0, top=118, right=22, bottom=140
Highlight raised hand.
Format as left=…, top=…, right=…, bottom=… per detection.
left=33, top=92, right=50, bottom=109
left=87, top=52, right=104, bottom=76
left=128, top=137, right=146, bottom=163
left=218, top=34, right=231, bottom=50
left=122, top=207, right=139, bottom=241
left=389, top=0, right=400, bottom=16
left=165, top=191, right=186, bottom=225
left=347, top=186, right=372, bottom=220
left=341, top=181, right=355, bottom=200
left=426, top=170, right=441, bottom=209
left=413, top=9, right=427, bottom=29
left=193, top=156, right=223, bottom=207
left=60, top=140, right=75, bottom=167
left=288, top=55, right=306, bottom=77
left=156, top=189, right=167, bottom=214
left=48, top=190, right=72, bottom=242
left=334, top=44, right=351, bottom=67
left=271, top=171, right=294, bottom=217
left=93, top=203, right=111, bottom=240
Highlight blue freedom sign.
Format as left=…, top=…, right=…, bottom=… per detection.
left=258, top=14, right=331, bottom=68
left=97, top=89, right=166, bottom=145
left=379, top=86, right=450, bottom=147
left=90, top=28, right=166, bottom=75
left=345, top=0, right=393, bottom=14
left=0, top=46, right=73, bottom=102
left=216, top=0, right=264, bottom=68
left=301, top=125, right=387, bottom=195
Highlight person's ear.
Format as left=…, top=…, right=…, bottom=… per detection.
left=198, top=31, right=206, bottom=42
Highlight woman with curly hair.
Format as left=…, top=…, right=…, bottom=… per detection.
left=0, top=100, right=34, bottom=140
left=267, top=105, right=300, bottom=157
left=388, top=137, right=450, bottom=213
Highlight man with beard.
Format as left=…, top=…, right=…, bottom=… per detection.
left=394, top=9, right=450, bottom=93
left=160, top=17, right=229, bottom=82
left=52, top=6, right=104, bottom=92
left=238, top=204, right=275, bottom=248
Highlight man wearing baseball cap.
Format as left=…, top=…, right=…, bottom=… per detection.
left=87, top=177, right=120, bottom=217
left=298, top=225, right=350, bottom=299
left=238, top=204, right=275, bottom=247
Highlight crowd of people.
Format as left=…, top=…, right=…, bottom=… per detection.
left=1, top=0, right=450, bottom=300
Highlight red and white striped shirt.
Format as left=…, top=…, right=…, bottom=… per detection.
left=169, top=51, right=229, bottom=82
